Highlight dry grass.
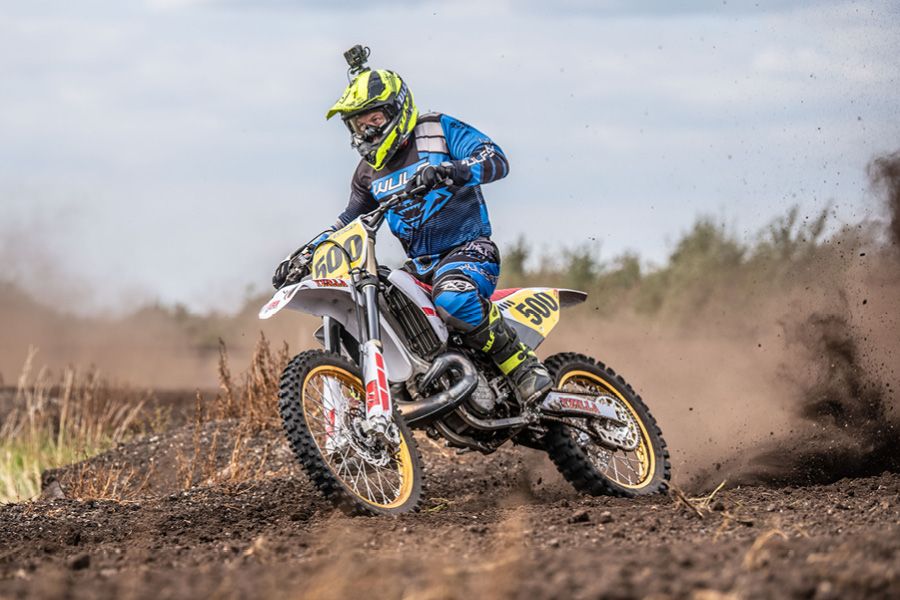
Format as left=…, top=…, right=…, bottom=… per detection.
left=0, top=333, right=290, bottom=502
left=0, top=347, right=147, bottom=502
left=670, top=485, right=706, bottom=519
left=669, top=481, right=770, bottom=543
left=60, top=461, right=154, bottom=501
left=214, top=334, right=287, bottom=429
left=175, top=333, right=289, bottom=490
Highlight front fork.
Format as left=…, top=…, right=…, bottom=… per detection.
left=360, top=283, right=391, bottom=420
left=354, top=240, right=399, bottom=445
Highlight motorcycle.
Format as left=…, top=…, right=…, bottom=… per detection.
left=260, top=185, right=671, bottom=515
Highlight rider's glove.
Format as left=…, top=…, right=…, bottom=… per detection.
left=272, top=258, right=292, bottom=289
left=405, top=161, right=471, bottom=195
left=272, top=252, right=313, bottom=289
left=272, top=229, right=334, bottom=289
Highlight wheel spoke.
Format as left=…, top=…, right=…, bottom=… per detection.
left=374, top=466, right=389, bottom=505
left=360, top=463, right=375, bottom=501
left=610, top=452, right=621, bottom=482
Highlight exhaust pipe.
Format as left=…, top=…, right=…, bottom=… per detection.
left=398, top=352, right=478, bottom=425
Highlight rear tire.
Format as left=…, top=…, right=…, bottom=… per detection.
left=279, top=349, right=424, bottom=516
left=542, top=353, right=671, bottom=497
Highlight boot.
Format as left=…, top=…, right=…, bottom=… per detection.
left=462, top=304, right=553, bottom=407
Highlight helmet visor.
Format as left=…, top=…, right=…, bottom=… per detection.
left=347, top=108, right=390, bottom=143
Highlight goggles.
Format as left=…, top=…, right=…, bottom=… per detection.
left=346, top=108, right=392, bottom=143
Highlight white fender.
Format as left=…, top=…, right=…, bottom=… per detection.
left=259, top=278, right=415, bottom=382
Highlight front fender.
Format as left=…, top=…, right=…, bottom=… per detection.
left=259, top=279, right=415, bottom=382
left=259, top=278, right=352, bottom=320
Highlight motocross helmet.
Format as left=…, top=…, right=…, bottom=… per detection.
left=326, top=69, right=418, bottom=171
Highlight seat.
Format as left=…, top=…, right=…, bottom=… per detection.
left=490, top=288, right=521, bottom=302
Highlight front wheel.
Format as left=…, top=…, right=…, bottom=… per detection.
left=542, top=353, right=671, bottom=497
left=279, top=350, right=424, bottom=515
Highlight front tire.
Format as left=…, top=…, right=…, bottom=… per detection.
left=279, top=350, right=424, bottom=515
left=543, top=353, right=671, bottom=497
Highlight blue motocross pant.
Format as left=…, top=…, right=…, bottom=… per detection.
left=407, top=238, right=500, bottom=331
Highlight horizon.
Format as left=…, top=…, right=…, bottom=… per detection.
left=2, top=191, right=894, bottom=320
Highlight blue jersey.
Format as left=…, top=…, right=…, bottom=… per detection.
left=337, top=113, right=509, bottom=275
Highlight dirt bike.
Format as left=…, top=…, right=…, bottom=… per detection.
left=260, top=185, right=671, bottom=515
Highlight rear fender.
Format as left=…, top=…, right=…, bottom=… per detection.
left=494, top=287, right=587, bottom=349
left=259, top=279, right=415, bottom=382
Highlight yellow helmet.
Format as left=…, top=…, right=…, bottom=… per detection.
left=326, top=69, right=418, bottom=171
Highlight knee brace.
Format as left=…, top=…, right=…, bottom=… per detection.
left=431, top=275, right=488, bottom=331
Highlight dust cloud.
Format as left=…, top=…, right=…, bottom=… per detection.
left=0, top=211, right=321, bottom=389
left=0, top=279, right=316, bottom=390
left=662, top=152, right=900, bottom=490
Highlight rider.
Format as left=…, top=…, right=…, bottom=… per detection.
left=273, top=53, right=552, bottom=407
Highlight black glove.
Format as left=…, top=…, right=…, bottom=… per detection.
left=274, top=251, right=314, bottom=288
left=272, top=258, right=292, bottom=289
left=405, top=161, right=470, bottom=195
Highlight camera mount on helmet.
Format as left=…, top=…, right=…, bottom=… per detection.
left=344, top=44, right=371, bottom=81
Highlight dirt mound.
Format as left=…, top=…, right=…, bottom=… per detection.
left=40, top=413, right=560, bottom=509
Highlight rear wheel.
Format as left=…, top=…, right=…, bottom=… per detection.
left=543, top=353, right=670, bottom=497
left=279, top=350, right=424, bottom=515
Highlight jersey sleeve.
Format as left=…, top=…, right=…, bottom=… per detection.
left=439, top=114, right=509, bottom=186
left=337, top=162, right=378, bottom=226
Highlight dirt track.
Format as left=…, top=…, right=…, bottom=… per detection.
left=2, top=424, right=899, bottom=600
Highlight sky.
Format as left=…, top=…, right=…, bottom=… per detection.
left=1, top=0, right=898, bottom=314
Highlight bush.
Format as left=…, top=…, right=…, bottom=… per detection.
left=499, top=204, right=857, bottom=321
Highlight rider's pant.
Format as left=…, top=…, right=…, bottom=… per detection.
left=417, top=238, right=500, bottom=331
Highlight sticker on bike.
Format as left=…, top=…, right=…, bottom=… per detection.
left=495, top=288, right=561, bottom=336
left=311, top=219, right=368, bottom=280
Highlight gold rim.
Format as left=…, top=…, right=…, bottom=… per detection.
left=559, top=370, right=656, bottom=489
left=301, top=365, right=415, bottom=509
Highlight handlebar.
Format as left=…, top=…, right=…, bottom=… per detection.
left=281, top=184, right=431, bottom=284
left=299, top=185, right=429, bottom=254
left=363, top=184, right=429, bottom=225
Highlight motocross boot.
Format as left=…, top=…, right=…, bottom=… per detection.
left=462, top=304, right=553, bottom=407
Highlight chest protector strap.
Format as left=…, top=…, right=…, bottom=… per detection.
left=413, top=113, right=449, bottom=155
